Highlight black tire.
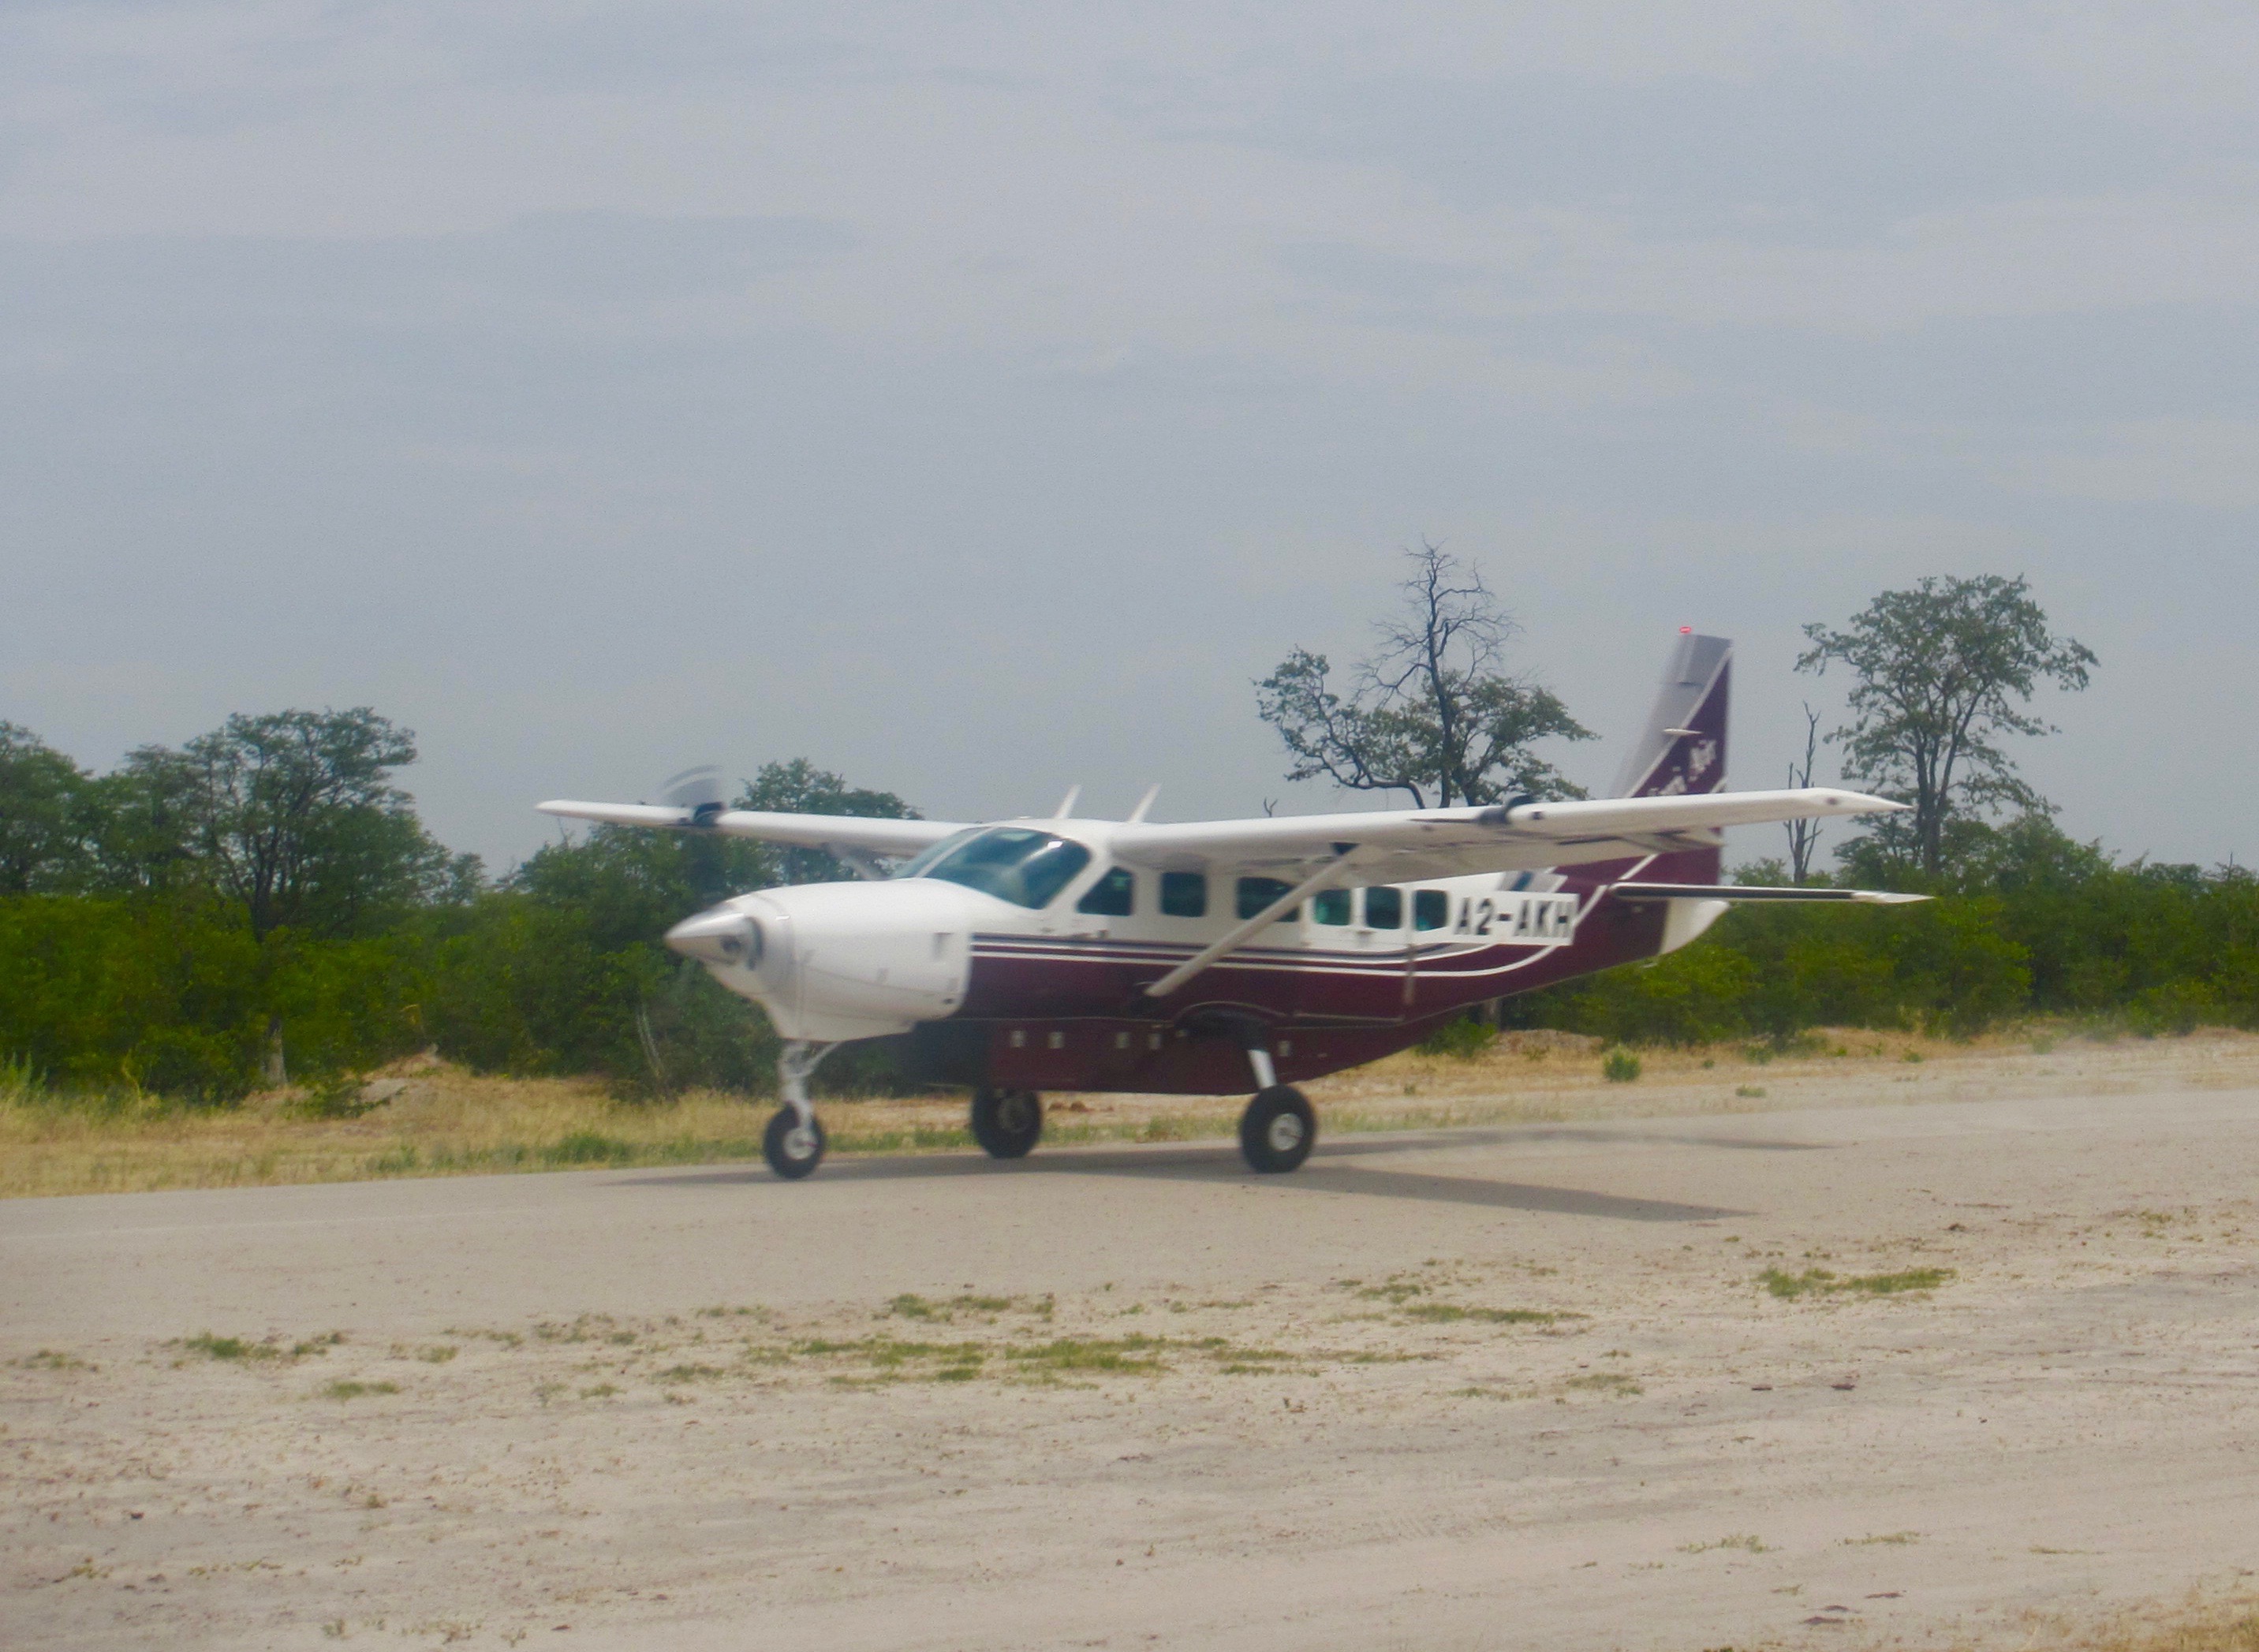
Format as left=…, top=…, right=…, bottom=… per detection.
left=970, top=1087, right=1044, bottom=1159
left=1239, top=1086, right=1316, bottom=1173
left=762, top=1108, right=826, bottom=1180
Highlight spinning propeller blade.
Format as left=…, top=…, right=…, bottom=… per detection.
left=659, top=766, right=730, bottom=827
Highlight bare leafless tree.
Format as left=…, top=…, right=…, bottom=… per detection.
left=1256, top=543, right=1592, bottom=809
left=1783, top=701, right=1824, bottom=882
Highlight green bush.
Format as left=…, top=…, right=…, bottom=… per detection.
left=1417, top=1015, right=1499, bottom=1061
left=1601, top=1047, right=1642, bottom=1083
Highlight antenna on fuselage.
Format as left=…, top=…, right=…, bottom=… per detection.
left=1126, top=784, right=1161, bottom=823
left=1051, top=785, right=1081, bottom=819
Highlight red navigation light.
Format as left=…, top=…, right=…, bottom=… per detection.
left=1678, top=625, right=1693, bottom=634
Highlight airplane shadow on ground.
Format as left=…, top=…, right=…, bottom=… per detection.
left=626, top=1124, right=1776, bottom=1222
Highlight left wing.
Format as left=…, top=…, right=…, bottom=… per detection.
left=536, top=800, right=968, bottom=860
left=1110, top=788, right=1902, bottom=883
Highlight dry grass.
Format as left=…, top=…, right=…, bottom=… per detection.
left=1929, top=1593, right=2259, bottom=1652
left=4, top=1026, right=2256, bottom=1200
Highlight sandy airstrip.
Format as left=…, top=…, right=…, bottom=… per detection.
left=6, top=1037, right=2259, bottom=1650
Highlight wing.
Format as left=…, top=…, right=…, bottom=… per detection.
left=1109, top=788, right=1903, bottom=883
left=536, top=800, right=968, bottom=859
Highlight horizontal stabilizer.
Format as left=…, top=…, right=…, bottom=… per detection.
left=1608, top=882, right=1929, bottom=904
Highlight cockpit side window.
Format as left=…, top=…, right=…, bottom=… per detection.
left=1363, top=886, right=1403, bottom=930
left=1076, top=867, right=1135, bottom=916
left=908, top=827, right=1092, bottom=909
left=1312, top=889, right=1352, bottom=926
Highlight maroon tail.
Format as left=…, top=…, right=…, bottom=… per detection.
left=1607, top=632, right=1731, bottom=883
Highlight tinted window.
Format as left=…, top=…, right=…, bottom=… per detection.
left=1363, top=886, right=1402, bottom=929
left=1076, top=867, right=1135, bottom=916
left=1237, top=876, right=1298, bottom=922
left=1159, top=871, right=1208, bottom=917
left=914, top=827, right=1092, bottom=909
left=1312, top=889, right=1351, bottom=926
left=1413, top=889, right=1449, bottom=930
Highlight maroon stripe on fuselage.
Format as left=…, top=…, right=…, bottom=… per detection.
left=955, top=886, right=1668, bottom=1027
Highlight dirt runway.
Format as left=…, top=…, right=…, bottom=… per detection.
left=7, top=1079, right=2259, bottom=1649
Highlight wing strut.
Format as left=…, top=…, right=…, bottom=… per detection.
left=1140, top=848, right=1361, bottom=1001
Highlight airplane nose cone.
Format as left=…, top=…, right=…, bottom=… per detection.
left=664, top=908, right=761, bottom=968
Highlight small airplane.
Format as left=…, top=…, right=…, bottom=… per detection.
left=541, top=632, right=1920, bottom=1180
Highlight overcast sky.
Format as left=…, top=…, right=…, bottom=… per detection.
left=4, top=2, right=2253, bottom=872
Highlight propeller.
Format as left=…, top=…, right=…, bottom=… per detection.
left=659, top=766, right=730, bottom=828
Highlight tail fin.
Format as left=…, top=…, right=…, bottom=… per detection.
left=1610, top=632, right=1730, bottom=800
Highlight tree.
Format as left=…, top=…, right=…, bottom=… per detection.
left=1256, top=544, right=1593, bottom=809
left=138, top=708, right=472, bottom=939
left=0, top=724, right=95, bottom=893
left=1798, top=575, right=2095, bottom=882
left=1782, top=702, right=1824, bottom=883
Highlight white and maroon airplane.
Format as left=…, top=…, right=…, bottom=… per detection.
left=541, top=633, right=1917, bottom=1180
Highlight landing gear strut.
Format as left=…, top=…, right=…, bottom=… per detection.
left=764, top=1040, right=836, bottom=1180
left=971, top=1087, right=1044, bottom=1159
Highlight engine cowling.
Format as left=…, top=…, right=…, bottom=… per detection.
left=665, top=878, right=976, bottom=1041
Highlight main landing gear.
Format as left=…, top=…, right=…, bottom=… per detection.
left=1230, top=1033, right=1316, bottom=1174
left=1239, top=1086, right=1316, bottom=1173
left=971, top=1087, right=1044, bottom=1159
left=763, top=1040, right=835, bottom=1180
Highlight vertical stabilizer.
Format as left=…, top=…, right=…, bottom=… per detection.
left=1609, top=633, right=1731, bottom=800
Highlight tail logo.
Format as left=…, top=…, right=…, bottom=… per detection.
left=1651, top=737, right=1719, bottom=797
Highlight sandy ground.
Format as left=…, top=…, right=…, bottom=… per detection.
left=6, top=1050, right=2259, bottom=1649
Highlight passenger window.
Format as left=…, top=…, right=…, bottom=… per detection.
left=1413, top=889, right=1449, bottom=930
left=1237, top=876, right=1298, bottom=922
left=1076, top=867, right=1135, bottom=916
left=1312, top=889, right=1351, bottom=926
left=1363, top=886, right=1402, bottom=930
left=1159, top=871, right=1208, bottom=918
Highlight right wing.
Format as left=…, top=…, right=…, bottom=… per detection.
left=1110, top=788, right=1904, bottom=884
left=536, top=800, right=969, bottom=860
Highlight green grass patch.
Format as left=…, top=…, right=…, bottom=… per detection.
left=1760, top=1266, right=1956, bottom=1300
left=1399, top=1304, right=1566, bottom=1325
left=1565, top=1371, right=1642, bottom=1396
left=316, top=1379, right=398, bottom=1400
left=18, top=1348, right=94, bottom=1371
left=1003, top=1337, right=1169, bottom=1374
left=176, top=1330, right=342, bottom=1363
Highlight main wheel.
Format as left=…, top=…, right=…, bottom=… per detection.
left=970, top=1087, right=1044, bottom=1159
left=1239, top=1086, right=1316, bottom=1173
left=762, top=1108, right=827, bottom=1180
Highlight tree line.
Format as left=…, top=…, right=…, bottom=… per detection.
left=0, top=556, right=2235, bottom=1104
left=0, top=713, right=917, bottom=1102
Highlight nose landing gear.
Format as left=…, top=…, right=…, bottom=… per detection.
left=763, top=1039, right=838, bottom=1180
left=971, top=1087, right=1044, bottom=1159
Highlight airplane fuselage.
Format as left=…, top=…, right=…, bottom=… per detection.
left=674, top=817, right=1730, bottom=1095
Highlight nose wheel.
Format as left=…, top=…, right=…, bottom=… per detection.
left=1239, top=1085, right=1316, bottom=1173
left=764, top=1039, right=837, bottom=1180
left=971, top=1087, right=1044, bottom=1159
left=763, top=1107, right=827, bottom=1179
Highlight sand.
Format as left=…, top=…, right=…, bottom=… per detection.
left=6, top=1039, right=2259, bottom=1649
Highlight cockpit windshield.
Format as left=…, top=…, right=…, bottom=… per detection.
left=894, top=826, right=1092, bottom=910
